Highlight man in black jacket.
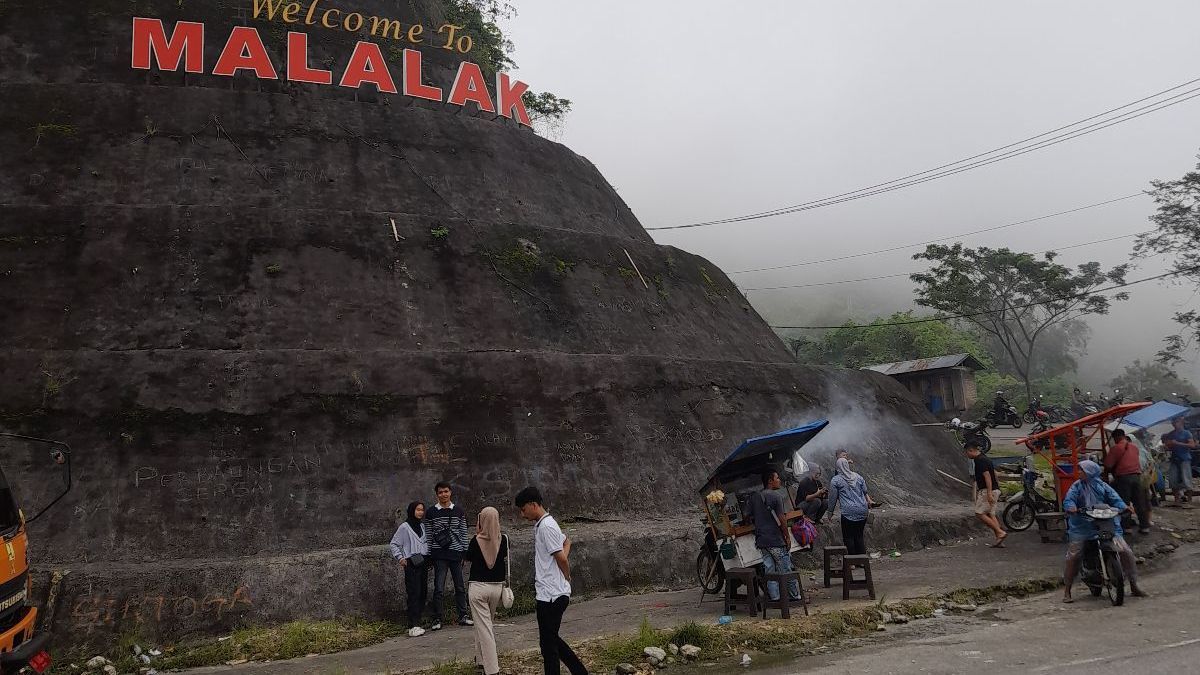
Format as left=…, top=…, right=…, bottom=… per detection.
left=427, top=481, right=471, bottom=629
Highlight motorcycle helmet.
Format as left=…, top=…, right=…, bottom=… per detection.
left=950, top=417, right=962, bottom=428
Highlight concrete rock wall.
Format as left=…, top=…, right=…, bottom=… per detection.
left=0, top=0, right=970, bottom=645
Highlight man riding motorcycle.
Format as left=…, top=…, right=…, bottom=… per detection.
left=992, top=391, right=1010, bottom=418
left=1061, top=460, right=1147, bottom=603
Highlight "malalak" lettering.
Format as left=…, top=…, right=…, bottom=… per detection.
left=130, top=18, right=532, bottom=126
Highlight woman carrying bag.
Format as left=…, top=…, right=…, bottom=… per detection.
left=390, top=501, right=430, bottom=637
left=466, top=506, right=512, bottom=675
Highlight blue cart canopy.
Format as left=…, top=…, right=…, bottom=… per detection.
left=701, top=420, right=829, bottom=490
left=1117, top=401, right=1191, bottom=430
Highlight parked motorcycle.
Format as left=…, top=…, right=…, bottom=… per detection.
left=1077, top=507, right=1127, bottom=606
left=1002, top=450, right=1057, bottom=531
left=948, top=418, right=992, bottom=454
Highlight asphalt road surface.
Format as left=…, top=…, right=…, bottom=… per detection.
left=761, top=544, right=1200, bottom=674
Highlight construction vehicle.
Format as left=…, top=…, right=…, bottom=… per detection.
left=0, top=433, right=72, bottom=674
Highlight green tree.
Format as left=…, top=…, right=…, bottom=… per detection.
left=789, top=311, right=989, bottom=369
left=911, top=244, right=1128, bottom=401
left=1109, top=359, right=1199, bottom=400
left=978, top=319, right=1089, bottom=380
left=1133, top=154, right=1200, bottom=364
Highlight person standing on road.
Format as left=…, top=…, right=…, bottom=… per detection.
left=427, top=481, right=471, bottom=630
left=751, top=470, right=802, bottom=602
left=390, top=501, right=429, bottom=637
left=465, top=507, right=509, bottom=675
left=1061, top=460, right=1147, bottom=603
left=794, top=465, right=829, bottom=525
left=965, top=443, right=1008, bottom=548
left=515, top=486, right=588, bottom=675
left=827, top=456, right=874, bottom=555
left=1162, top=417, right=1196, bottom=507
left=1104, top=429, right=1150, bottom=534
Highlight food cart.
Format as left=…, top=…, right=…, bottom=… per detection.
left=695, top=420, right=828, bottom=595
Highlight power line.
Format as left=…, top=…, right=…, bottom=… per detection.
left=650, top=77, right=1200, bottom=232
left=767, top=264, right=1199, bottom=330
left=730, top=193, right=1145, bottom=275
left=742, top=230, right=1151, bottom=292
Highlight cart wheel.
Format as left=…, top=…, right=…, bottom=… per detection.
left=696, top=549, right=724, bottom=595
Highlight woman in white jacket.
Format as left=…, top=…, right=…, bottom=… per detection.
left=391, top=501, right=429, bottom=636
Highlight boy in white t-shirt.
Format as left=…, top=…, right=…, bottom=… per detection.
left=515, top=486, right=589, bottom=675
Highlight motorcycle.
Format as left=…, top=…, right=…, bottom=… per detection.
left=1002, top=449, right=1057, bottom=531
left=986, top=403, right=1023, bottom=429
left=1076, top=507, right=1127, bottom=606
left=948, top=417, right=992, bottom=454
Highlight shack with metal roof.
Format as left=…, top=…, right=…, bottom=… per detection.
left=863, top=353, right=986, bottom=419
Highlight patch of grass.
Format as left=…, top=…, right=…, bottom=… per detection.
left=431, top=226, right=450, bottom=240
left=943, top=576, right=1060, bottom=605
left=430, top=657, right=476, bottom=675
left=596, top=616, right=666, bottom=666
left=553, top=258, right=576, bottom=276
left=264, top=263, right=283, bottom=276
left=155, top=618, right=406, bottom=669
left=668, top=621, right=719, bottom=650
left=31, top=122, right=78, bottom=145
left=488, top=244, right=542, bottom=277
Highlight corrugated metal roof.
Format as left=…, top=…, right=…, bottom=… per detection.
left=862, top=353, right=984, bottom=375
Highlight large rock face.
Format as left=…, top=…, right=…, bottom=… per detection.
left=0, top=0, right=966, bottom=644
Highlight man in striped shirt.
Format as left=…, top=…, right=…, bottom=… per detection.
left=427, top=481, right=471, bottom=629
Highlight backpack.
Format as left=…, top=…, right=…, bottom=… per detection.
left=791, top=516, right=818, bottom=547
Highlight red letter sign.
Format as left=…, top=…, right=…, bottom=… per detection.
left=496, top=73, right=531, bottom=126
left=402, top=49, right=443, bottom=102
left=447, top=62, right=495, bottom=113
left=213, top=27, right=278, bottom=79
left=131, top=18, right=205, bottom=73
left=287, top=32, right=332, bottom=85
left=340, top=41, right=398, bottom=94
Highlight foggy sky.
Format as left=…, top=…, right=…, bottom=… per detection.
left=504, top=1, right=1200, bottom=387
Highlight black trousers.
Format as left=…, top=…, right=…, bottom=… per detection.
left=536, top=596, right=588, bottom=675
left=801, top=498, right=828, bottom=524
left=1114, top=473, right=1150, bottom=529
left=432, top=558, right=469, bottom=622
left=841, top=516, right=867, bottom=555
left=403, top=561, right=428, bottom=627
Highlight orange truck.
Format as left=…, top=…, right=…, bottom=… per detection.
left=0, top=433, right=71, bottom=674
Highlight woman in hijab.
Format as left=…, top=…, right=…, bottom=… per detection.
left=466, top=506, right=509, bottom=675
left=390, top=501, right=429, bottom=636
left=1061, top=459, right=1146, bottom=602
left=827, top=455, right=877, bottom=555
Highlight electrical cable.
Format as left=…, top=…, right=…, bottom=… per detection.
left=767, top=264, right=1200, bottom=330
left=649, top=77, right=1200, bottom=232
left=730, top=193, right=1144, bottom=275
left=742, top=230, right=1151, bottom=292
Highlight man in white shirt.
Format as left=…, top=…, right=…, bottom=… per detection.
left=515, top=486, right=588, bottom=675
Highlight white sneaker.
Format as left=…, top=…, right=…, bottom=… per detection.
left=459, top=618, right=475, bottom=626
left=407, top=627, right=426, bottom=637
left=430, top=622, right=442, bottom=631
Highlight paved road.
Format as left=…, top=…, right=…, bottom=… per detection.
left=762, top=542, right=1200, bottom=674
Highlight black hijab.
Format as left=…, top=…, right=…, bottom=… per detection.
left=406, top=501, right=425, bottom=537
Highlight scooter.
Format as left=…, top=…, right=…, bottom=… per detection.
left=986, top=404, right=1023, bottom=429
left=1002, top=456, right=1057, bottom=530
left=1077, top=507, right=1126, bottom=606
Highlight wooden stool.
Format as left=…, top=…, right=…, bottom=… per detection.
left=823, top=545, right=848, bottom=588
left=723, top=566, right=764, bottom=617
left=762, top=571, right=809, bottom=619
left=842, top=554, right=876, bottom=600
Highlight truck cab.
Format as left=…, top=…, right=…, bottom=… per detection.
left=0, top=465, right=49, bottom=673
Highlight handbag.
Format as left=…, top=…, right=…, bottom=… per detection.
left=408, top=553, right=426, bottom=569
left=500, top=534, right=515, bottom=609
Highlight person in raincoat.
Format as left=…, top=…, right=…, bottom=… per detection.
left=1061, top=460, right=1147, bottom=603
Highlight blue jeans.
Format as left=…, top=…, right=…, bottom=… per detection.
left=431, top=558, right=469, bottom=622
left=760, top=547, right=800, bottom=601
